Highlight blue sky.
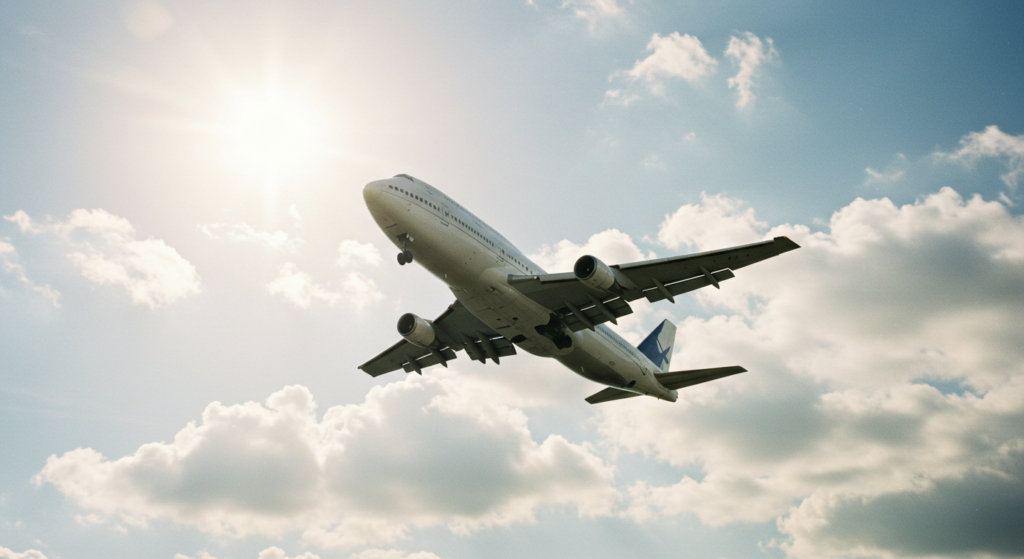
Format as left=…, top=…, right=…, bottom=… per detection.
left=2, top=2, right=1024, bottom=559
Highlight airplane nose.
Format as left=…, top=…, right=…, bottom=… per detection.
left=363, top=181, right=383, bottom=205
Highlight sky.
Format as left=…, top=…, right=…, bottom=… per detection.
left=2, top=1, right=1024, bottom=559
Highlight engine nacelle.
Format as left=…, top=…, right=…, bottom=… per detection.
left=397, top=313, right=436, bottom=347
left=574, top=255, right=617, bottom=292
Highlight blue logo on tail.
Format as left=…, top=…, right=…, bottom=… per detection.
left=637, top=319, right=676, bottom=372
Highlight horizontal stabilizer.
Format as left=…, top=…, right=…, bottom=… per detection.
left=585, top=386, right=642, bottom=404
left=655, top=365, right=747, bottom=390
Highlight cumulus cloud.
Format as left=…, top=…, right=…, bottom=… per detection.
left=0, top=239, right=61, bottom=306
left=530, top=228, right=655, bottom=272
left=266, top=264, right=383, bottom=311
left=936, top=125, right=1024, bottom=189
left=596, top=187, right=1024, bottom=558
left=656, top=192, right=766, bottom=251
left=0, top=547, right=47, bottom=559
left=724, top=32, right=776, bottom=108
left=36, top=379, right=616, bottom=548
left=5, top=209, right=200, bottom=307
left=625, top=32, right=717, bottom=94
left=199, top=222, right=303, bottom=252
left=337, top=240, right=382, bottom=268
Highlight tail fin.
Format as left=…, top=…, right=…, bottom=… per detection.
left=637, top=319, right=676, bottom=372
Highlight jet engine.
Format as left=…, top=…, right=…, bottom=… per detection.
left=574, top=255, right=617, bottom=292
left=397, top=313, right=436, bottom=347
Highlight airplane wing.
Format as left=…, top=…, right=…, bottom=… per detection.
left=585, top=365, right=747, bottom=404
left=509, top=237, right=799, bottom=332
left=358, top=300, right=518, bottom=377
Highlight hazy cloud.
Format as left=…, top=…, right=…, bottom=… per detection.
left=124, top=1, right=174, bottom=40
left=37, top=380, right=616, bottom=548
left=199, top=222, right=304, bottom=252
left=266, top=264, right=383, bottom=311
left=562, top=0, right=627, bottom=26
left=864, top=167, right=904, bottom=184
left=348, top=550, right=441, bottom=559
left=5, top=209, right=200, bottom=307
left=936, top=125, right=1024, bottom=189
left=174, top=550, right=320, bottom=559
left=267, top=263, right=342, bottom=308
left=0, top=239, right=61, bottom=306
left=724, top=32, right=776, bottom=108
left=0, top=547, right=48, bottom=559
left=597, top=187, right=1024, bottom=558
left=337, top=240, right=383, bottom=268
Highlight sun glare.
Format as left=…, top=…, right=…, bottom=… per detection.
left=219, top=90, right=326, bottom=183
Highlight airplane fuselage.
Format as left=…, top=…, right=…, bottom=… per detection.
left=363, top=175, right=677, bottom=401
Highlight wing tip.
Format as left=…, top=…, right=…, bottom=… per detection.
left=773, top=235, right=801, bottom=251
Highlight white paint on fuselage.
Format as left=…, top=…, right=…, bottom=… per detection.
left=363, top=175, right=676, bottom=401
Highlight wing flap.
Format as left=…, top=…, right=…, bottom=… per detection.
left=360, top=339, right=430, bottom=377
left=585, top=386, right=643, bottom=404
left=507, top=237, right=799, bottom=331
left=401, top=347, right=459, bottom=373
left=643, top=269, right=736, bottom=303
left=655, top=365, right=747, bottom=390
left=359, top=300, right=517, bottom=377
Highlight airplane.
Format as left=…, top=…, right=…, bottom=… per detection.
left=359, top=174, right=799, bottom=404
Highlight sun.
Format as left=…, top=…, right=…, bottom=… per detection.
left=219, top=88, right=326, bottom=184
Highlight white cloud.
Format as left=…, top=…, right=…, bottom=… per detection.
left=595, top=187, right=1024, bottom=558
left=5, top=209, right=200, bottom=308
left=530, top=228, right=655, bottom=272
left=936, top=124, right=1024, bottom=189
left=199, top=222, right=303, bottom=252
left=173, top=553, right=218, bottom=559
left=36, top=379, right=616, bottom=548
left=0, top=239, right=61, bottom=306
left=642, top=153, right=665, bottom=171
left=289, top=205, right=304, bottom=222
left=724, top=32, right=776, bottom=108
left=625, top=32, right=717, bottom=94
left=267, top=263, right=341, bottom=308
left=257, top=548, right=321, bottom=559
left=266, top=264, right=383, bottom=311
left=864, top=154, right=908, bottom=186
left=864, top=167, right=904, bottom=184
left=348, top=550, right=441, bottom=559
left=337, top=240, right=383, bottom=267
left=600, top=89, right=638, bottom=107
left=0, top=547, right=47, bottom=559
left=562, top=0, right=627, bottom=27
left=175, top=551, right=320, bottom=559
left=656, top=192, right=766, bottom=251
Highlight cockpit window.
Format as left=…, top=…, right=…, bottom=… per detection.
left=394, top=174, right=416, bottom=182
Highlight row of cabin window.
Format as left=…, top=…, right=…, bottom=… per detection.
left=389, top=184, right=533, bottom=273
left=389, top=184, right=442, bottom=212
